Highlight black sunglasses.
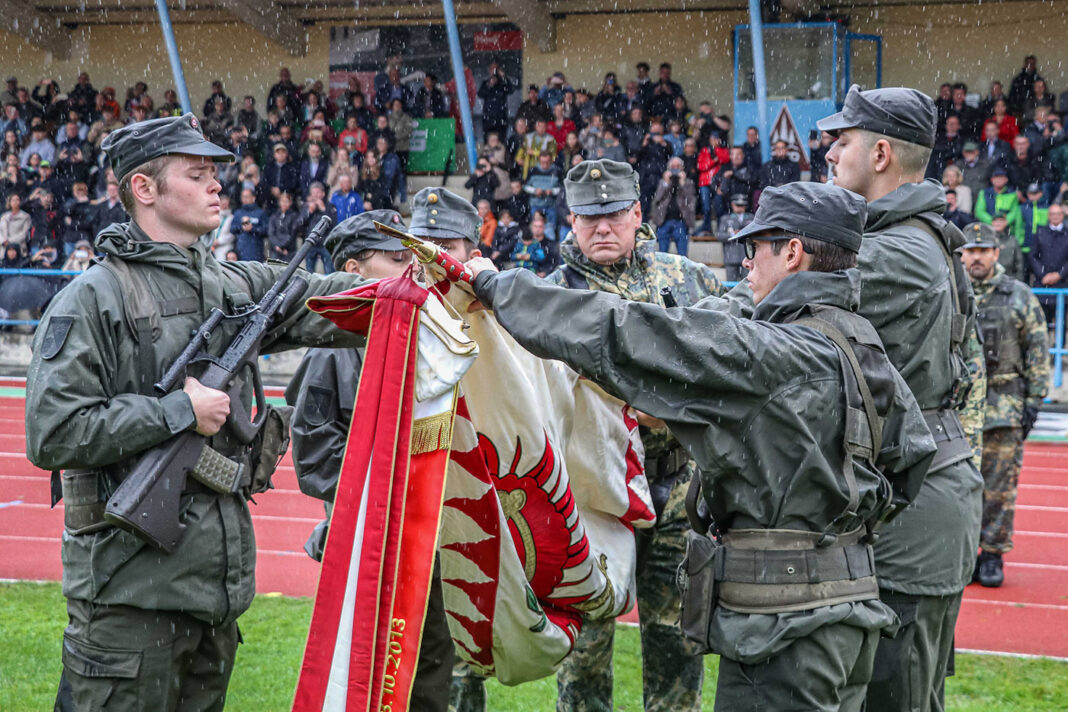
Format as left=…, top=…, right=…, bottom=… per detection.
left=743, top=235, right=814, bottom=260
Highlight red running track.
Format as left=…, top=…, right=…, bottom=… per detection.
left=3, top=378, right=1067, bottom=658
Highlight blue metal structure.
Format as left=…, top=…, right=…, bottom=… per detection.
left=154, top=0, right=192, bottom=113
left=746, top=0, right=769, bottom=163
left=733, top=22, right=882, bottom=163
left=441, top=0, right=479, bottom=174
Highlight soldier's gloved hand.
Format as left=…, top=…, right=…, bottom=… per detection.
left=184, top=376, right=231, bottom=436
left=1021, top=406, right=1040, bottom=439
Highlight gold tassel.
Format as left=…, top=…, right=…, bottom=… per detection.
left=410, top=412, right=454, bottom=455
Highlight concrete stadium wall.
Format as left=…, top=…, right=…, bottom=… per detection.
left=522, top=9, right=747, bottom=116
left=847, top=1, right=1068, bottom=97
left=0, top=2, right=1064, bottom=127
left=522, top=2, right=1068, bottom=116
left=0, top=22, right=331, bottom=112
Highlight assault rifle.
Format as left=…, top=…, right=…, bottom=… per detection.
left=103, top=216, right=334, bottom=552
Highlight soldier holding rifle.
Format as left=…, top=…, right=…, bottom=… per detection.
left=26, top=114, right=367, bottom=711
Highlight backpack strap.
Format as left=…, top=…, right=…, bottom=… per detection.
left=560, top=264, right=589, bottom=290
left=900, top=215, right=969, bottom=350
left=795, top=314, right=886, bottom=534
left=94, top=256, right=161, bottom=396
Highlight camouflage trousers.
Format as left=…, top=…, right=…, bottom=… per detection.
left=980, top=427, right=1024, bottom=554
left=449, top=662, right=487, bottom=712
left=556, top=462, right=704, bottom=712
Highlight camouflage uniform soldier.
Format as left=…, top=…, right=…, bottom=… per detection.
left=285, top=211, right=457, bottom=712
left=989, top=212, right=1027, bottom=283
left=961, top=222, right=1049, bottom=587
left=26, top=114, right=367, bottom=711
left=819, top=86, right=986, bottom=712
left=547, top=159, right=722, bottom=712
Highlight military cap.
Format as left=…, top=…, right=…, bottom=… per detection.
left=408, top=187, right=481, bottom=244
left=730, top=182, right=867, bottom=253
left=730, top=193, right=749, bottom=206
left=963, top=141, right=979, bottom=152
left=565, top=159, right=641, bottom=216
left=101, top=112, right=234, bottom=181
left=325, top=209, right=408, bottom=271
left=817, top=84, right=936, bottom=148
left=962, top=222, right=1000, bottom=248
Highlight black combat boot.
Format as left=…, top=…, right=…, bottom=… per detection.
left=977, top=551, right=1004, bottom=588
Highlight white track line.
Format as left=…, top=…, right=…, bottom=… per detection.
left=1008, top=562, right=1068, bottom=572
left=955, top=648, right=1068, bottom=662
left=963, top=598, right=1068, bottom=612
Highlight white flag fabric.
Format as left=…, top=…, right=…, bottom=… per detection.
left=439, top=300, right=655, bottom=684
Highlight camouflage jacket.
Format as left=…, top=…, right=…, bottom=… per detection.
left=971, top=264, right=1049, bottom=430
left=546, top=224, right=723, bottom=459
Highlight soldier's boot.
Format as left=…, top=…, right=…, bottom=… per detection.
left=978, top=552, right=1004, bottom=587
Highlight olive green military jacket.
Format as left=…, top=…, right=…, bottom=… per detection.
left=284, top=346, right=363, bottom=560
left=971, top=264, right=1049, bottom=430
left=25, top=221, right=364, bottom=625
left=473, top=267, right=936, bottom=663
left=858, top=181, right=985, bottom=595
left=546, top=225, right=723, bottom=459
left=285, top=346, right=363, bottom=503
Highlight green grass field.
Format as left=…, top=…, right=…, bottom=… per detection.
left=2, top=582, right=1066, bottom=711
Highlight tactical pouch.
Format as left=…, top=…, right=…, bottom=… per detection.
left=248, top=404, right=294, bottom=495
left=677, top=529, right=721, bottom=655
left=61, top=470, right=111, bottom=535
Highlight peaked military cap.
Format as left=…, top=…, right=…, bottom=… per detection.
left=408, top=187, right=481, bottom=244
left=962, top=222, right=1000, bottom=248
left=817, top=84, right=936, bottom=148
left=565, top=159, right=640, bottom=216
left=101, top=112, right=235, bottom=181
left=731, top=182, right=867, bottom=253
left=326, top=209, right=407, bottom=271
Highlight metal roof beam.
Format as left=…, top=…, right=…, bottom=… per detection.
left=489, top=0, right=555, bottom=52
left=215, top=0, right=308, bottom=56
left=0, top=0, right=70, bottom=60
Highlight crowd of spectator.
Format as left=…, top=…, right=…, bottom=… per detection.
left=0, top=63, right=427, bottom=279
left=1, top=52, right=1068, bottom=318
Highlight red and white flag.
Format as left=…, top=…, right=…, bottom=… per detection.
left=291, top=271, right=654, bottom=707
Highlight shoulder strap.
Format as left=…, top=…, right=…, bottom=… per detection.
left=560, top=264, right=589, bottom=290
left=94, top=256, right=159, bottom=396
left=795, top=315, right=886, bottom=531
left=900, top=216, right=968, bottom=350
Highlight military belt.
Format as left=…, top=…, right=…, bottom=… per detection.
left=921, top=408, right=973, bottom=473
left=714, top=527, right=879, bottom=614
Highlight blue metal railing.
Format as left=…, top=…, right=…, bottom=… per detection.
left=3, top=269, right=1067, bottom=387
left=1032, top=288, right=1066, bottom=388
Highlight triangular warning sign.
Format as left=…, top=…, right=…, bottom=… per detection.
left=770, top=104, right=810, bottom=171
